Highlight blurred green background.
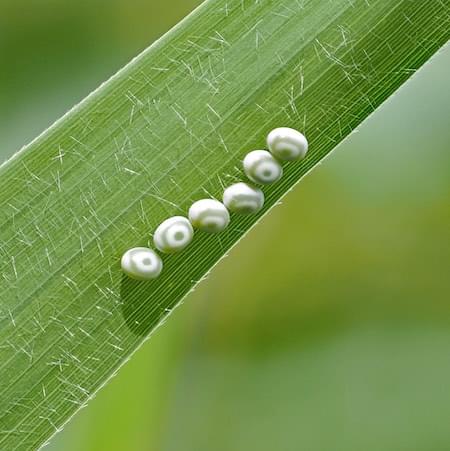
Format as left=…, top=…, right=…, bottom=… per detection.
left=1, top=1, right=449, bottom=450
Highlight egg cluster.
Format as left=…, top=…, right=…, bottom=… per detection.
left=121, top=127, right=308, bottom=280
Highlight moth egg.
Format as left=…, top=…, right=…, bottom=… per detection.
left=243, top=150, right=283, bottom=185
left=223, top=182, right=264, bottom=214
left=121, top=247, right=163, bottom=280
left=188, top=199, right=230, bottom=233
left=153, top=216, right=194, bottom=253
left=267, top=127, right=308, bottom=161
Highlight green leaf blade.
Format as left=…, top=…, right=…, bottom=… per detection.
left=0, top=0, right=448, bottom=448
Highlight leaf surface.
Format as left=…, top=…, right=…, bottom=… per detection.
left=0, top=0, right=448, bottom=448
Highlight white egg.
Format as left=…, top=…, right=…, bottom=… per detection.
left=267, top=127, right=308, bottom=161
left=223, top=182, right=264, bottom=214
left=243, top=150, right=283, bottom=184
left=188, top=199, right=230, bottom=233
left=121, top=247, right=163, bottom=280
left=153, top=216, right=194, bottom=253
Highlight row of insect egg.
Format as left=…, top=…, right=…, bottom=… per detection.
left=121, top=127, right=308, bottom=280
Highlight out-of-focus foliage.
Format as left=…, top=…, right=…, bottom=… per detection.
left=0, top=1, right=449, bottom=450
left=50, top=49, right=450, bottom=450
left=51, top=48, right=450, bottom=450
left=0, top=0, right=202, bottom=157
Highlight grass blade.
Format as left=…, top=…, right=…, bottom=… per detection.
left=0, top=0, right=448, bottom=448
